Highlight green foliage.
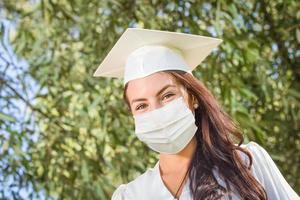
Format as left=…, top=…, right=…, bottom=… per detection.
left=1, top=0, right=299, bottom=199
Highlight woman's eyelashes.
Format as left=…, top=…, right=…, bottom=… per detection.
left=134, top=93, right=175, bottom=111
left=162, top=93, right=175, bottom=101
left=135, top=103, right=147, bottom=111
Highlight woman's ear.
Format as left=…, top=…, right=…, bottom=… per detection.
left=193, top=97, right=199, bottom=109
left=176, top=81, right=196, bottom=111
left=192, top=95, right=199, bottom=110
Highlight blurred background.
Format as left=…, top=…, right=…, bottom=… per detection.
left=0, top=0, right=299, bottom=199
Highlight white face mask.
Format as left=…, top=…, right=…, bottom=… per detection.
left=133, top=96, right=198, bottom=154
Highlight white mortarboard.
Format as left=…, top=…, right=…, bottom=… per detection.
left=93, top=28, right=223, bottom=86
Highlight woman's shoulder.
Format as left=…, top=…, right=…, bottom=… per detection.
left=237, top=141, right=267, bottom=164
left=111, top=162, right=159, bottom=200
left=111, top=184, right=128, bottom=200
left=239, top=140, right=263, bottom=151
left=237, top=141, right=300, bottom=199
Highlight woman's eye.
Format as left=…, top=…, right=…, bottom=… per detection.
left=136, top=104, right=147, bottom=111
left=162, top=93, right=174, bottom=100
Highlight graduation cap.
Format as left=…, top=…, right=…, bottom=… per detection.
left=93, top=28, right=223, bottom=85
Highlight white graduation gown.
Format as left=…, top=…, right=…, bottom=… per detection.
left=111, top=141, right=300, bottom=200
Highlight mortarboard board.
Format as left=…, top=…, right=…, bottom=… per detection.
left=93, top=28, right=223, bottom=85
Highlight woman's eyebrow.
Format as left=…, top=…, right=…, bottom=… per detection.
left=131, top=84, right=176, bottom=104
left=155, top=84, right=176, bottom=97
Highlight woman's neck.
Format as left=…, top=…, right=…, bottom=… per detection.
left=159, top=136, right=197, bottom=174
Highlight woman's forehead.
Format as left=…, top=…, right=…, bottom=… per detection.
left=126, top=72, right=179, bottom=98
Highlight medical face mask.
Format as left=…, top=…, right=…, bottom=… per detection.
left=133, top=96, right=198, bottom=154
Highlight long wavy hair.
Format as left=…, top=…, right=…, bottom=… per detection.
left=123, top=70, right=267, bottom=200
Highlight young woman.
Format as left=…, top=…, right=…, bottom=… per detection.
left=93, top=28, right=299, bottom=200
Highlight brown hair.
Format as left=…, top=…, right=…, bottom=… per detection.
left=123, top=70, right=267, bottom=200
